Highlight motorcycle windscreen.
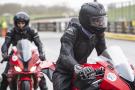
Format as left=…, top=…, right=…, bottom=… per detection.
left=100, top=46, right=134, bottom=82
left=16, top=39, right=32, bottom=62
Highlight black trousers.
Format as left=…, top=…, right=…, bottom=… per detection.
left=52, top=70, right=99, bottom=90
left=52, top=70, right=73, bottom=90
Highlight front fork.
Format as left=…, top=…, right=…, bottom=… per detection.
left=17, top=76, right=34, bottom=90
left=18, top=75, right=42, bottom=90
left=8, top=73, right=42, bottom=90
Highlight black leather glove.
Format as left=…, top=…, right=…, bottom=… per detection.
left=2, top=53, right=8, bottom=59
left=1, top=53, right=9, bottom=63
left=74, top=64, right=96, bottom=80
left=39, top=53, right=46, bottom=61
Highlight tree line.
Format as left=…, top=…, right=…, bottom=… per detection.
left=0, top=3, right=76, bottom=18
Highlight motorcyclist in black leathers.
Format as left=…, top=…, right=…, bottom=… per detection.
left=52, top=2, right=107, bottom=90
left=0, top=12, right=48, bottom=90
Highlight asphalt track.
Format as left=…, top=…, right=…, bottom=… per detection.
left=0, top=32, right=135, bottom=90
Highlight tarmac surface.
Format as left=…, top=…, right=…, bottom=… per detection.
left=0, top=31, right=135, bottom=90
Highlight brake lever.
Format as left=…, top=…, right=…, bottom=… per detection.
left=91, top=79, right=103, bottom=85
left=95, top=67, right=105, bottom=75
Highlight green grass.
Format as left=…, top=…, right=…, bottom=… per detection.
left=30, top=14, right=65, bottom=20
left=31, top=4, right=135, bottom=22
left=108, top=4, right=135, bottom=21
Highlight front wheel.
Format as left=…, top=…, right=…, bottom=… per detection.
left=20, top=81, right=30, bottom=90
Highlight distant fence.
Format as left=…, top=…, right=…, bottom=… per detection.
left=107, top=21, right=135, bottom=34
left=31, top=17, right=73, bottom=32
left=31, top=16, right=135, bottom=34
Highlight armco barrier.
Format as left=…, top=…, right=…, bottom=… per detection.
left=105, top=32, right=135, bottom=41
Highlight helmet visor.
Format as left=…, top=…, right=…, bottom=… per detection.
left=90, top=16, right=107, bottom=28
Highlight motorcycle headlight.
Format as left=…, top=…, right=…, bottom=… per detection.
left=30, top=66, right=37, bottom=72
left=14, top=66, right=22, bottom=72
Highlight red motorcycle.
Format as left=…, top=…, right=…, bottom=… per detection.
left=1, top=39, right=55, bottom=90
left=72, top=46, right=135, bottom=90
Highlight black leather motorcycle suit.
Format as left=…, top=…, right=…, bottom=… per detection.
left=52, top=18, right=107, bottom=90
left=0, top=27, right=47, bottom=90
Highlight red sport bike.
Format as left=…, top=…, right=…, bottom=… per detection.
left=1, top=39, right=55, bottom=90
left=72, top=46, right=135, bottom=90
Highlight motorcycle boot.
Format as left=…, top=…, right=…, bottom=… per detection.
left=0, top=62, right=10, bottom=90
left=0, top=73, right=8, bottom=90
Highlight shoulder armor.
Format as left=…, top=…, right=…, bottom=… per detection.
left=67, top=18, right=81, bottom=29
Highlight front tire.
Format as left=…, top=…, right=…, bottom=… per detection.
left=20, top=81, right=30, bottom=90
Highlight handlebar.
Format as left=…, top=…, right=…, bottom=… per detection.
left=1, top=56, right=10, bottom=63
left=95, top=68, right=105, bottom=76
left=74, top=68, right=104, bottom=90
left=1, top=58, right=8, bottom=63
left=1, top=51, right=14, bottom=63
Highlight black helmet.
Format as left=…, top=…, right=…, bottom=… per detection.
left=79, top=2, right=107, bottom=33
left=14, top=12, right=30, bottom=28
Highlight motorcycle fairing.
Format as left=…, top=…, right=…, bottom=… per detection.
left=100, top=46, right=134, bottom=82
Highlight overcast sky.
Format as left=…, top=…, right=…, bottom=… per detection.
left=0, top=0, right=133, bottom=10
